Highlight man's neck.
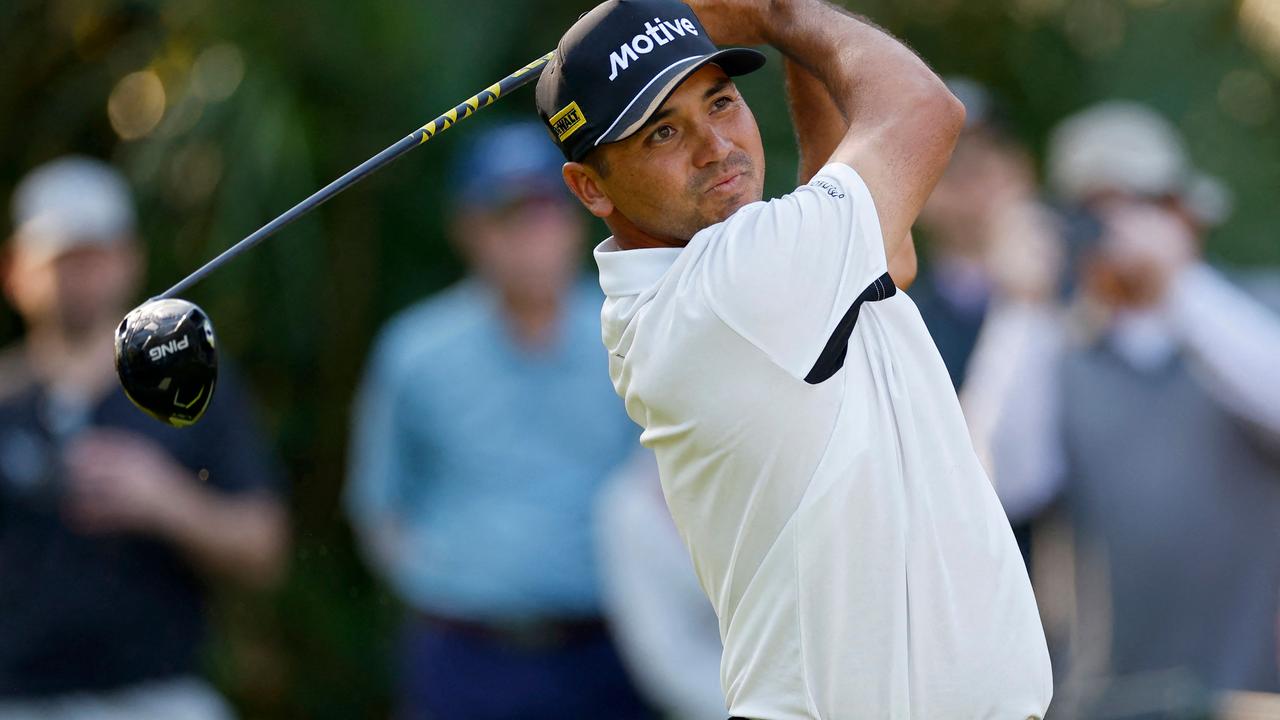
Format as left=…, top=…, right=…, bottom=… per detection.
left=25, top=318, right=120, bottom=402
left=606, top=211, right=689, bottom=251
left=501, top=292, right=562, bottom=351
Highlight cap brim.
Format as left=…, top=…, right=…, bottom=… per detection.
left=595, top=47, right=766, bottom=147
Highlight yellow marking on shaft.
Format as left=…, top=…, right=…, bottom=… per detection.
left=516, top=52, right=554, bottom=76
left=418, top=55, right=553, bottom=144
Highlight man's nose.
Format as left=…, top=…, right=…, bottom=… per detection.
left=690, top=123, right=733, bottom=168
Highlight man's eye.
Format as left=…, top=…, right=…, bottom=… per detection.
left=650, top=125, right=675, bottom=142
left=713, top=95, right=734, bottom=111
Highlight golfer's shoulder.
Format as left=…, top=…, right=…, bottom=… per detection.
left=781, top=161, right=874, bottom=218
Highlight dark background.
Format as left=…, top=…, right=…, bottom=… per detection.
left=1, top=0, right=1277, bottom=716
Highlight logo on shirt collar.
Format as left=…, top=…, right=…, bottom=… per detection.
left=607, top=16, right=701, bottom=81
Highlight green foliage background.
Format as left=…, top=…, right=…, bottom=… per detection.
left=0, top=0, right=1276, bottom=716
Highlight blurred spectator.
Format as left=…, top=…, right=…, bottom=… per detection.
left=913, top=77, right=1042, bottom=389
left=966, top=103, right=1280, bottom=718
left=913, top=78, right=1062, bottom=565
left=595, top=450, right=724, bottom=720
left=345, top=122, right=647, bottom=720
left=0, top=157, right=288, bottom=718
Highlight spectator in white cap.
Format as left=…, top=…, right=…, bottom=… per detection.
left=0, top=156, right=287, bottom=719
left=962, top=101, right=1280, bottom=717
left=1047, top=99, right=1232, bottom=229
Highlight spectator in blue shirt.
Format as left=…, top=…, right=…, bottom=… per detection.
left=345, top=122, right=648, bottom=720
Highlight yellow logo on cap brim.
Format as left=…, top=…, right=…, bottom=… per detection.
left=550, top=101, right=586, bottom=142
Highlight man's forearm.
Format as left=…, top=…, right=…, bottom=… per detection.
left=1169, top=265, right=1280, bottom=439
left=761, top=0, right=961, bottom=260
left=763, top=0, right=944, bottom=127
left=786, top=57, right=918, bottom=288
left=785, top=58, right=846, bottom=184
left=160, top=484, right=288, bottom=589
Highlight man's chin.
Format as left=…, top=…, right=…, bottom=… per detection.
left=680, top=191, right=764, bottom=238
left=710, top=193, right=759, bottom=224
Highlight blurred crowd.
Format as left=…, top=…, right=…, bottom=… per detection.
left=916, top=84, right=1280, bottom=719
left=2, top=78, right=1280, bottom=720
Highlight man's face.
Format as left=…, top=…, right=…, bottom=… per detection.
left=2, top=240, right=140, bottom=339
left=457, top=195, right=583, bottom=306
left=587, top=64, right=765, bottom=243
left=1083, top=198, right=1197, bottom=310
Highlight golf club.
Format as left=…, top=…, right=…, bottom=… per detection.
left=115, top=51, right=555, bottom=427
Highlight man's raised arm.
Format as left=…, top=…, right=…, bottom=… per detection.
left=785, top=58, right=918, bottom=288
left=691, top=0, right=964, bottom=260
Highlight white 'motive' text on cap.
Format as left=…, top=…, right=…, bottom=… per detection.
left=608, top=17, right=700, bottom=81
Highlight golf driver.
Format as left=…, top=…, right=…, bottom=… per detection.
left=115, top=52, right=555, bottom=427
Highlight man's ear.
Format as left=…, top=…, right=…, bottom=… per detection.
left=562, top=162, right=614, bottom=219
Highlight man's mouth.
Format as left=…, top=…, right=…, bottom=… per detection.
left=705, top=171, right=745, bottom=194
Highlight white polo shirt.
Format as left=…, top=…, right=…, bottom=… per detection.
left=595, top=162, right=1052, bottom=719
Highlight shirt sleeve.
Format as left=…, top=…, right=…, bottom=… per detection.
left=697, top=162, right=890, bottom=381
left=343, top=328, right=420, bottom=579
left=961, top=300, right=1068, bottom=523
left=1168, top=263, right=1280, bottom=442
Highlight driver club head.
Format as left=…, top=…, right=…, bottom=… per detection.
left=114, top=298, right=218, bottom=428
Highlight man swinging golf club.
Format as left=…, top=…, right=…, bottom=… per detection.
left=537, top=0, right=1053, bottom=717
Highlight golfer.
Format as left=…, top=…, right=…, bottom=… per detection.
left=536, top=0, right=1053, bottom=717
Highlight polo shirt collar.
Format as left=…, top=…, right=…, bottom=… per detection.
left=594, top=238, right=683, bottom=297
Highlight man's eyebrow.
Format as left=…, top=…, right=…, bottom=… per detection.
left=703, top=79, right=733, bottom=100
left=644, top=107, right=675, bottom=130
left=637, top=80, right=737, bottom=136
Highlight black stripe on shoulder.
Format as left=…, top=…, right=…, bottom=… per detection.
left=803, top=272, right=897, bottom=385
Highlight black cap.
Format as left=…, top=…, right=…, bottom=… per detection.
left=536, top=0, right=766, bottom=162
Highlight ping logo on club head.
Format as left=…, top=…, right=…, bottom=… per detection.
left=551, top=102, right=586, bottom=141
left=148, top=336, right=191, bottom=362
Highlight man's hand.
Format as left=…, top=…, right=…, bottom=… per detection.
left=985, top=202, right=1065, bottom=305
left=685, top=0, right=769, bottom=46
left=63, top=429, right=197, bottom=536
left=62, top=428, right=287, bottom=589
left=1096, top=202, right=1195, bottom=308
